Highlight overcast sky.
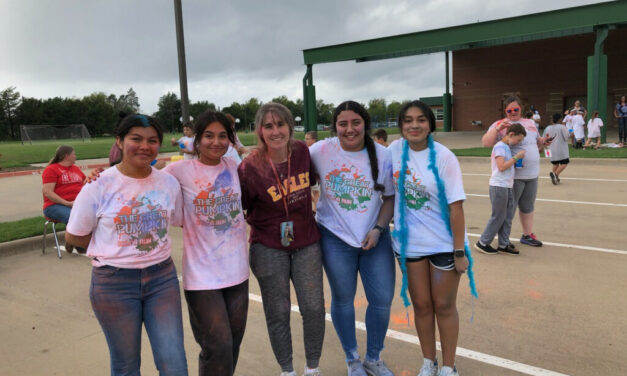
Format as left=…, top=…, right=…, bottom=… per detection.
left=0, top=0, right=606, bottom=114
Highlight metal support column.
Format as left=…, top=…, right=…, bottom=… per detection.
left=303, top=64, right=317, bottom=134
left=587, top=26, right=609, bottom=143
left=443, top=51, right=452, bottom=132
left=174, top=0, right=190, bottom=126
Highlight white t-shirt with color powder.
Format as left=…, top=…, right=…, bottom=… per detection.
left=587, top=118, right=603, bottom=138
left=177, top=136, right=195, bottom=160
left=389, top=139, right=467, bottom=257
left=310, top=137, right=394, bottom=248
left=489, top=141, right=514, bottom=188
left=488, top=118, right=540, bottom=180
left=164, top=158, right=248, bottom=290
left=571, top=114, right=585, bottom=139
left=67, top=166, right=183, bottom=269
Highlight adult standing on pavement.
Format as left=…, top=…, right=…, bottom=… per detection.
left=614, top=95, right=627, bottom=147
left=164, top=111, right=249, bottom=376
left=309, top=101, right=395, bottom=376
left=482, top=95, right=552, bottom=247
left=238, top=103, right=325, bottom=376
left=65, top=114, right=188, bottom=375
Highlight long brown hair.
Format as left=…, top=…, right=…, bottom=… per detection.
left=48, top=145, right=74, bottom=166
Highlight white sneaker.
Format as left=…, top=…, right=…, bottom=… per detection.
left=363, top=359, right=394, bottom=376
left=280, top=371, right=297, bottom=376
left=438, top=365, right=458, bottom=376
left=304, top=365, right=323, bottom=376
left=347, top=359, right=368, bottom=376
left=418, top=358, right=438, bottom=376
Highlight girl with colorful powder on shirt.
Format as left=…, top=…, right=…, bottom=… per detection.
left=238, top=103, right=325, bottom=376
left=390, top=101, right=471, bottom=376
left=164, top=111, right=249, bottom=376
left=65, top=114, right=188, bottom=376
left=309, top=100, right=395, bottom=376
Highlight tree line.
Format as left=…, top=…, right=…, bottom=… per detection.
left=0, top=86, right=408, bottom=141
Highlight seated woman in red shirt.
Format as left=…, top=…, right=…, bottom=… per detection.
left=42, top=145, right=86, bottom=226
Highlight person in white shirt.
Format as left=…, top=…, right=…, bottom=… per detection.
left=571, top=112, right=586, bottom=148
left=310, top=101, right=395, bottom=376
left=66, top=114, right=188, bottom=375
left=584, top=111, right=604, bottom=149
left=389, top=101, right=470, bottom=376
left=171, top=122, right=196, bottom=159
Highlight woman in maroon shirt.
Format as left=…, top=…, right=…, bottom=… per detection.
left=238, top=103, right=324, bottom=376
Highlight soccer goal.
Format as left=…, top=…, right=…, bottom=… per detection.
left=20, top=124, right=91, bottom=144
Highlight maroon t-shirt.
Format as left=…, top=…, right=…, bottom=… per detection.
left=238, top=140, right=320, bottom=250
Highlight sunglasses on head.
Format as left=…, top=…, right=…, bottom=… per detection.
left=506, top=108, right=520, bottom=114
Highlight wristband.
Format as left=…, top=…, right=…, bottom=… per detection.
left=454, top=249, right=465, bottom=258
left=512, top=156, right=518, bottom=161
left=373, top=225, right=385, bottom=233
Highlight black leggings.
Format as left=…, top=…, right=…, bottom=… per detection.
left=619, top=117, right=627, bottom=143
left=184, top=280, right=249, bottom=376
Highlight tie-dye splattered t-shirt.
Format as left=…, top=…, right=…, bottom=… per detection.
left=177, top=136, right=196, bottom=160
left=389, top=139, right=466, bottom=257
left=310, top=137, right=394, bottom=248
left=164, top=158, right=248, bottom=290
left=67, top=166, right=183, bottom=268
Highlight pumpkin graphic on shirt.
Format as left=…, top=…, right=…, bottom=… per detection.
left=393, top=168, right=431, bottom=211
left=113, top=196, right=169, bottom=252
left=192, top=169, right=241, bottom=232
left=324, top=163, right=373, bottom=212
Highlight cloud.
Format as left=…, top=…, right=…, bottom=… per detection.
left=0, top=0, right=606, bottom=113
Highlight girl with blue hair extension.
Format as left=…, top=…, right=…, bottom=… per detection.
left=390, top=100, right=475, bottom=376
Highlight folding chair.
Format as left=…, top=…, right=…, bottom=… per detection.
left=42, top=217, right=63, bottom=259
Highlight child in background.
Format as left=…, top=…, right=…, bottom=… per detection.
left=475, top=123, right=526, bottom=255
left=373, top=128, right=388, bottom=146
left=543, top=113, right=571, bottom=185
left=170, top=122, right=196, bottom=159
left=571, top=110, right=586, bottom=149
left=584, top=111, right=603, bottom=149
left=563, top=109, right=575, bottom=146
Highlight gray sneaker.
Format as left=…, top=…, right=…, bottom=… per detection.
left=418, top=358, right=438, bottom=376
left=437, top=365, right=458, bottom=376
left=363, top=359, right=394, bottom=376
left=347, top=359, right=368, bottom=376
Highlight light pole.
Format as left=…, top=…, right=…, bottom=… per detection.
left=295, top=116, right=301, bottom=126
left=235, top=118, right=240, bottom=132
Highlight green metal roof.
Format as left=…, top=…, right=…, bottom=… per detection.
left=303, top=1, right=627, bottom=65
left=419, top=96, right=443, bottom=107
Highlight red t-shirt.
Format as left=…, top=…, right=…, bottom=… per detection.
left=238, top=140, right=320, bottom=250
left=42, top=164, right=85, bottom=209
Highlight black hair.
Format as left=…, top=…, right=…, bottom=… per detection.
left=115, top=113, right=164, bottom=145
left=332, top=100, right=383, bottom=192
left=397, top=100, right=437, bottom=133
left=552, top=113, right=562, bottom=124
left=192, top=111, right=236, bottom=157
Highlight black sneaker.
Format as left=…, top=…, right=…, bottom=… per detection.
left=549, top=172, right=557, bottom=185
left=556, top=175, right=561, bottom=183
left=474, top=241, right=498, bottom=254
left=520, top=234, right=542, bottom=247
left=498, top=243, right=520, bottom=255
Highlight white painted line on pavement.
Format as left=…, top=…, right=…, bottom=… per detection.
left=248, top=293, right=569, bottom=376
left=463, top=173, right=627, bottom=183
left=466, top=193, right=627, bottom=207
left=467, top=233, right=627, bottom=255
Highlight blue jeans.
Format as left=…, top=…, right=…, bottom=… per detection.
left=90, top=257, right=188, bottom=376
left=318, top=224, right=395, bottom=362
left=43, top=204, right=72, bottom=224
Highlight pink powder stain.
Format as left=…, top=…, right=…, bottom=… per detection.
left=526, top=289, right=544, bottom=300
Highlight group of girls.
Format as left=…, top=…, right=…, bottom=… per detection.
left=66, top=99, right=471, bottom=376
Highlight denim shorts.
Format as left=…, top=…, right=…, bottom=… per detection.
left=394, top=252, right=455, bottom=271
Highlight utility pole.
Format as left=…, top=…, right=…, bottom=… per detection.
left=173, top=0, right=190, bottom=125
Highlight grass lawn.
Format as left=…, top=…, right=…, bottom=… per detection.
left=0, top=216, right=65, bottom=243
left=0, top=128, right=402, bottom=168
left=452, top=145, right=627, bottom=158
